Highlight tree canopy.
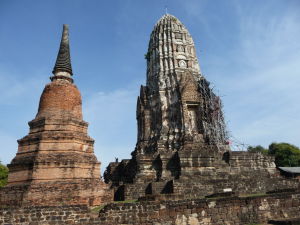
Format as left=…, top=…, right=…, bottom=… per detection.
left=0, top=162, right=8, bottom=187
left=269, top=143, right=300, bottom=167
left=247, top=142, right=300, bottom=167
left=247, top=145, right=268, bottom=155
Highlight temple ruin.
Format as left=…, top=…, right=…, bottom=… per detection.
left=0, top=14, right=299, bottom=225
left=104, top=14, right=299, bottom=201
left=0, top=25, right=112, bottom=207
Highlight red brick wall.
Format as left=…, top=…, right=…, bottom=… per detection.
left=37, top=80, right=82, bottom=120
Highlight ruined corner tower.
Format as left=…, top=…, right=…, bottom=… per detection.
left=105, top=14, right=298, bottom=200
left=0, top=25, right=112, bottom=206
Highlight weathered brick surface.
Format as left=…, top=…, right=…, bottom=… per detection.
left=0, top=192, right=299, bottom=224
left=1, top=78, right=113, bottom=207
left=37, top=80, right=82, bottom=120
left=106, top=147, right=299, bottom=201
left=104, top=14, right=300, bottom=201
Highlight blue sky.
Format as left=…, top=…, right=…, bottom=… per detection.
left=0, top=0, right=299, bottom=172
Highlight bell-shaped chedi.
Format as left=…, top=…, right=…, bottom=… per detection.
left=104, top=14, right=299, bottom=201
left=0, top=25, right=112, bottom=206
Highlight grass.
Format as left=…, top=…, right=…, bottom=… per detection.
left=90, top=204, right=106, bottom=212
left=239, top=193, right=268, bottom=198
left=205, top=196, right=230, bottom=200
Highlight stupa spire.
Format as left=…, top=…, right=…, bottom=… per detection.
left=52, top=24, right=73, bottom=78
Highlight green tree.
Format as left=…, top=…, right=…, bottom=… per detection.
left=268, top=142, right=300, bottom=167
left=247, top=145, right=268, bottom=155
left=0, top=162, right=8, bottom=187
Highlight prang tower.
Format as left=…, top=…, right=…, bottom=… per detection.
left=138, top=14, right=227, bottom=150
left=105, top=14, right=297, bottom=200
left=0, top=25, right=112, bottom=206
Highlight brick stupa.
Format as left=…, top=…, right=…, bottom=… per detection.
left=0, top=25, right=112, bottom=206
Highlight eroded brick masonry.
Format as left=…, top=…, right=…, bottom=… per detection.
left=104, top=14, right=299, bottom=201
left=0, top=25, right=112, bottom=207
left=1, top=192, right=300, bottom=224
left=0, top=14, right=299, bottom=225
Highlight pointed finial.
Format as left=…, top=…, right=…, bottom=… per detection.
left=52, top=24, right=73, bottom=78
left=165, top=5, right=168, bottom=15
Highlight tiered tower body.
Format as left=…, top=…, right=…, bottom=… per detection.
left=141, top=14, right=227, bottom=147
left=0, top=25, right=112, bottom=206
left=105, top=14, right=298, bottom=200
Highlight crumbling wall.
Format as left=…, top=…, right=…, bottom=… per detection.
left=1, top=192, right=300, bottom=225
left=0, top=180, right=112, bottom=207
left=105, top=145, right=299, bottom=200
left=98, top=192, right=300, bottom=225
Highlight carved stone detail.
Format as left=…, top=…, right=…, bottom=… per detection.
left=104, top=14, right=298, bottom=201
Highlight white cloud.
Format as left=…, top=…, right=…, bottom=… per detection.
left=224, top=3, right=300, bottom=149
left=0, top=65, right=47, bottom=165
left=236, top=5, right=300, bottom=69
left=179, top=1, right=300, bottom=149
left=0, top=60, right=141, bottom=170
left=0, top=64, right=46, bottom=105
left=1, top=1, right=299, bottom=172
left=83, top=87, right=139, bottom=171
